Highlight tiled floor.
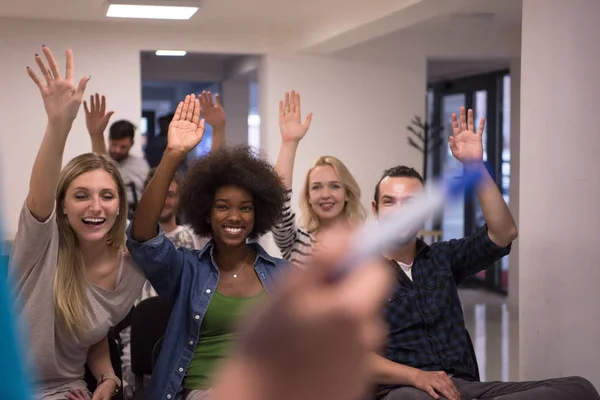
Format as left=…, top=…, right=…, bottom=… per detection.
left=459, top=288, right=520, bottom=383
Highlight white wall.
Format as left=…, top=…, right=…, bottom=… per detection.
left=0, top=18, right=268, bottom=240
left=519, top=0, right=600, bottom=387
left=258, top=52, right=426, bottom=256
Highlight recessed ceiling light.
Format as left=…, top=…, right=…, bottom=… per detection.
left=155, top=50, right=187, bottom=56
left=106, top=4, right=198, bottom=20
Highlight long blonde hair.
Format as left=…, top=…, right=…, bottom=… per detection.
left=299, top=156, right=366, bottom=233
left=54, top=153, right=128, bottom=337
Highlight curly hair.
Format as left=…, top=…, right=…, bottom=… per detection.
left=179, top=145, right=287, bottom=239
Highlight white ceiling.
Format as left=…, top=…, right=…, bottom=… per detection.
left=0, top=0, right=367, bottom=34
left=0, top=0, right=523, bottom=53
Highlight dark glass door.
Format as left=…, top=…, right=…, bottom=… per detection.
left=428, top=70, right=510, bottom=294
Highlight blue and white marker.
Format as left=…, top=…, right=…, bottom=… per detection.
left=337, top=163, right=484, bottom=278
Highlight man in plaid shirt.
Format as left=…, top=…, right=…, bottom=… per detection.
left=370, top=107, right=599, bottom=400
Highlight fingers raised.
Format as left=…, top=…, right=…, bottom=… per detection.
left=303, top=112, right=313, bottom=129
left=451, top=113, right=460, bottom=136
left=295, top=92, right=301, bottom=116
left=26, top=66, right=44, bottom=91
left=467, top=109, right=474, bottom=132
left=65, top=48, right=74, bottom=81
left=192, top=98, right=201, bottom=124
left=459, top=106, right=467, bottom=132
left=42, top=46, right=62, bottom=81
left=477, top=116, right=486, bottom=136
left=290, top=90, right=296, bottom=114
left=75, top=75, right=90, bottom=98
left=100, top=94, right=106, bottom=115
left=181, top=95, right=192, bottom=120
left=284, top=91, right=290, bottom=112
left=173, top=101, right=184, bottom=121
left=279, top=100, right=285, bottom=118
left=34, top=53, right=52, bottom=86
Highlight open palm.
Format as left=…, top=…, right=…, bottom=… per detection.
left=279, top=90, right=313, bottom=143
left=84, top=93, right=114, bottom=137
left=27, top=46, right=89, bottom=127
left=449, top=107, right=484, bottom=163
left=199, top=91, right=226, bottom=129
left=167, top=94, right=205, bottom=155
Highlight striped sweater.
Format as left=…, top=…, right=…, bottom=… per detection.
left=272, top=189, right=315, bottom=268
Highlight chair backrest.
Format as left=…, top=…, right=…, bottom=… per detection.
left=130, top=296, right=172, bottom=376
left=418, top=229, right=443, bottom=244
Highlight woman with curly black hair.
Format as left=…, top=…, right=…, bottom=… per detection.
left=126, top=94, right=291, bottom=400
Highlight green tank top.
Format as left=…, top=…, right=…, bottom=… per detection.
left=184, top=289, right=265, bottom=390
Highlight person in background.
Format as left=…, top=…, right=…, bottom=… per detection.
left=84, top=98, right=149, bottom=214
left=11, top=46, right=145, bottom=400
left=127, top=94, right=291, bottom=400
left=272, top=90, right=366, bottom=267
left=370, top=108, right=599, bottom=400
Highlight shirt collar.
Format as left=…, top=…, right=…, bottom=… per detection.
left=197, top=239, right=278, bottom=266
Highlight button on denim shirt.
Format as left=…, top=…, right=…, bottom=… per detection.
left=126, top=225, right=293, bottom=400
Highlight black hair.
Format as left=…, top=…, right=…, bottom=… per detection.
left=373, top=165, right=424, bottom=209
left=109, top=120, right=135, bottom=141
left=178, top=145, right=287, bottom=239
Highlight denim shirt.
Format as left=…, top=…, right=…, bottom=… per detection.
left=126, top=226, right=293, bottom=400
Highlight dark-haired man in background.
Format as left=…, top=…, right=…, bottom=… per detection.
left=108, top=120, right=150, bottom=212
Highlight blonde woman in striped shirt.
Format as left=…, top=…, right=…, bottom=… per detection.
left=272, top=90, right=366, bottom=267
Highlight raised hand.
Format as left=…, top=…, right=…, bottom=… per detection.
left=167, top=94, right=205, bottom=156
left=199, top=91, right=226, bottom=130
left=449, top=107, right=484, bottom=163
left=84, top=93, right=114, bottom=138
left=26, top=46, right=89, bottom=128
left=279, top=90, right=313, bottom=143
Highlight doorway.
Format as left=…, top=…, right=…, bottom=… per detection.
left=427, top=70, right=512, bottom=294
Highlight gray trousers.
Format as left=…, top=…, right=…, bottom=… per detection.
left=383, top=376, right=600, bottom=400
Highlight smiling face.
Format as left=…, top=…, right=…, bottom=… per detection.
left=62, top=169, right=121, bottom=244
left=210, top=185, right=255, bottom=248
left=307, top=165, right=347, bottom=224
left=372, top=176, right=424, bottom=242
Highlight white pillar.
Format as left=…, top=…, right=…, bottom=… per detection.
left=519, top=0, right=600, bottom=387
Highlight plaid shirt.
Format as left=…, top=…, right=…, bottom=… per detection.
left=378, top=224, right=511, bottom=397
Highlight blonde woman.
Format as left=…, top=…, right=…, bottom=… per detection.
left=8, top=46, right=145, bottom=400
left=272, top=90, right=366, bottom=267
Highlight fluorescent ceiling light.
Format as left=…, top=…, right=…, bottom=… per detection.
left=155, top=50, right=187, bottom=56
left=106, top=4, right=198, bottom=20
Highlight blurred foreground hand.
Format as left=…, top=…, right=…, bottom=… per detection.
left=211, top=234, right=394, bottom=400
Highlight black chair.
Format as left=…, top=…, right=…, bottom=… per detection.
left=130, top=296, right=172, bottom=399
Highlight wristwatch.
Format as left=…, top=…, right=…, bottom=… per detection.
left=99, top=373, right=122, bottom=396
